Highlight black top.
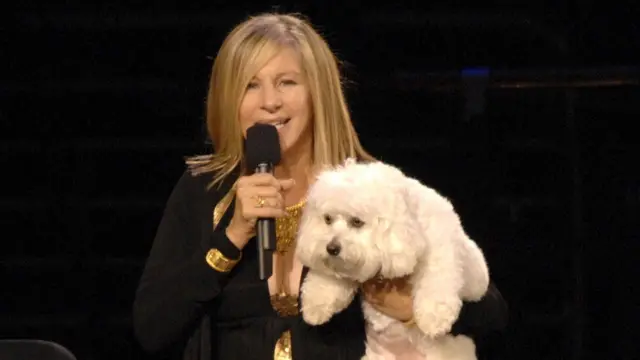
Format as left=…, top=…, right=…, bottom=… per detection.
left=133, top=170, right=508, bottom=360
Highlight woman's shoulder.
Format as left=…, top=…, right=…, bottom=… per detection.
left=173, top=169, right=213, bottom=194
left=168, top=165, right=238, bottom=205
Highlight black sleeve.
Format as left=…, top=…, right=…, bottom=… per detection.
left=451, top=282, right=509, bottom=337
left=132, top=172, right=240, bottom=354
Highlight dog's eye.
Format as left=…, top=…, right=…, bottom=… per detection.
left=349, top=217, right=365, bottom=228
left=323, top=214, right=333, bottom=225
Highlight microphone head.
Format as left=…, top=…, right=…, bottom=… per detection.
left=245, top=123, right=281, bottom=171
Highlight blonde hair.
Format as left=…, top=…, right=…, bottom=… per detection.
left=186, top=12, right=374, bottom=187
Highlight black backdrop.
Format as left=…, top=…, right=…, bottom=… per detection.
left=3, top=1, right=639, bottom=360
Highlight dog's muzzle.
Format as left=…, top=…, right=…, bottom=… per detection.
left=326, top=237, right=341, bottom=256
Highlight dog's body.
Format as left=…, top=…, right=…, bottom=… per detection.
left=295, top=159, right=490, bottom=360
left=362, top=301, right=477, bottom=360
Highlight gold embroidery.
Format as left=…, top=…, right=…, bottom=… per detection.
left=271, top=199, right=306, bottom=359
left=206, top=182, right=240, bottom=272
left=269, top=199, right=305, bottom=319
left=270, top=293, right=300, bottom=318
left=275, top=199, right=306, bottom=254
left=273, top=330, right=293, bottom=360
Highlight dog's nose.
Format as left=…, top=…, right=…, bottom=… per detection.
left=326, top=239, right=341, bottom=256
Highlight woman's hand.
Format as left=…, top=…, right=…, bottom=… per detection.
left=361, top=276, right=414, bottom=322
left=225, top=173, right=295, bottom=250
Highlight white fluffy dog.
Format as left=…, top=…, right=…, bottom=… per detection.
left=295, top=159, right=491, bottom=360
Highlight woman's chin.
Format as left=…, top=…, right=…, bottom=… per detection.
left=278, top=131, right=298, bottom=153
left=278, top=126, right=313, bottom=159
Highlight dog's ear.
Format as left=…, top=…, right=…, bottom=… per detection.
left=403, top=177, right=490, bottom=302
left=458, top=237, right=491, bottom=301
left=401, top=178, right=467, bottom=337
left=375, top=203, right=423, bottom=278
left=369, top=173, right=428, bottom=279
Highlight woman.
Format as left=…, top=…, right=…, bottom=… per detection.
left=132, top=12, right=507, bottom=360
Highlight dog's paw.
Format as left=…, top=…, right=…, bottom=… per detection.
left=301, top=305, right=334, bottom=325
left=362, top=347, right=387, bottom=360
left=414, top=297, right=462, bottom=338
left=436, top=335, right=477, bottom=360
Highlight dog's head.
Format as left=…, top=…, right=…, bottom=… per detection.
left=295, top=159, right=425, bottom=283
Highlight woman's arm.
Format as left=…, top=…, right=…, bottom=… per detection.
left=132, top=172, right=240, bottom=354
left=450, top=281, right=508, bottom=337
left=362, top=278, right=508, bottom=337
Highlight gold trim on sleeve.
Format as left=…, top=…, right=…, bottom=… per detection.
left=213, top=181, right=237, bottom=231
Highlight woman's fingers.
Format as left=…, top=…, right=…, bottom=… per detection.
left=238, top=173, right=295, bottom=192
left=279, top=178, right=295, bottom=191
left=240, top=188, right=284, bottom=210
left=229, top=173, right=295, bottom=238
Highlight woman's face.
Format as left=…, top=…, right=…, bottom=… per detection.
left=238, top=47, right=313, bottom=155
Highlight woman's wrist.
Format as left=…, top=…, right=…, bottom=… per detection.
left=225, top=223, right=251, bottom=250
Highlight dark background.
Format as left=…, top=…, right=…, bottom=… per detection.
left=2, top=1, right=638, bottom=360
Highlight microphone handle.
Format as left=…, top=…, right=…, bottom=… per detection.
left=257, top=238, right=273, bottom=280
left=255, top=162, right=275, bottom=280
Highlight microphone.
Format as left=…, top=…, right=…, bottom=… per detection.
left=244, top=123, right=281, bottom=280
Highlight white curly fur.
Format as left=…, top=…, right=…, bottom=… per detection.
left=295, top=159, right=490, bottom=360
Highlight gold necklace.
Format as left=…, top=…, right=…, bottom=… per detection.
left=275, top=198, right=306, bottom=254
left=270, top=198, right=306, bottom=317
left=272, top=198, right=306, bottom=359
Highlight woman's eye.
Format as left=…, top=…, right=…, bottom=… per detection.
left=280, top=79, right=297, bottom=86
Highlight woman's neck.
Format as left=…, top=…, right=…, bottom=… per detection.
left=274, top=141, right=313, bottom=206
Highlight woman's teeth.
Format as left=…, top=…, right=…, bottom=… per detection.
left=275, top=118, right=290, bottom=129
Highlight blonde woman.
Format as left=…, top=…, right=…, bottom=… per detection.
left=133, top=12, right=507, bottom=360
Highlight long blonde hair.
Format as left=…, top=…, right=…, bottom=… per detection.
left=187, top=12, right=374, bottom=188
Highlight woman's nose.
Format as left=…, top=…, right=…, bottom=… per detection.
left=260, top=85, right=282, bottom=111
